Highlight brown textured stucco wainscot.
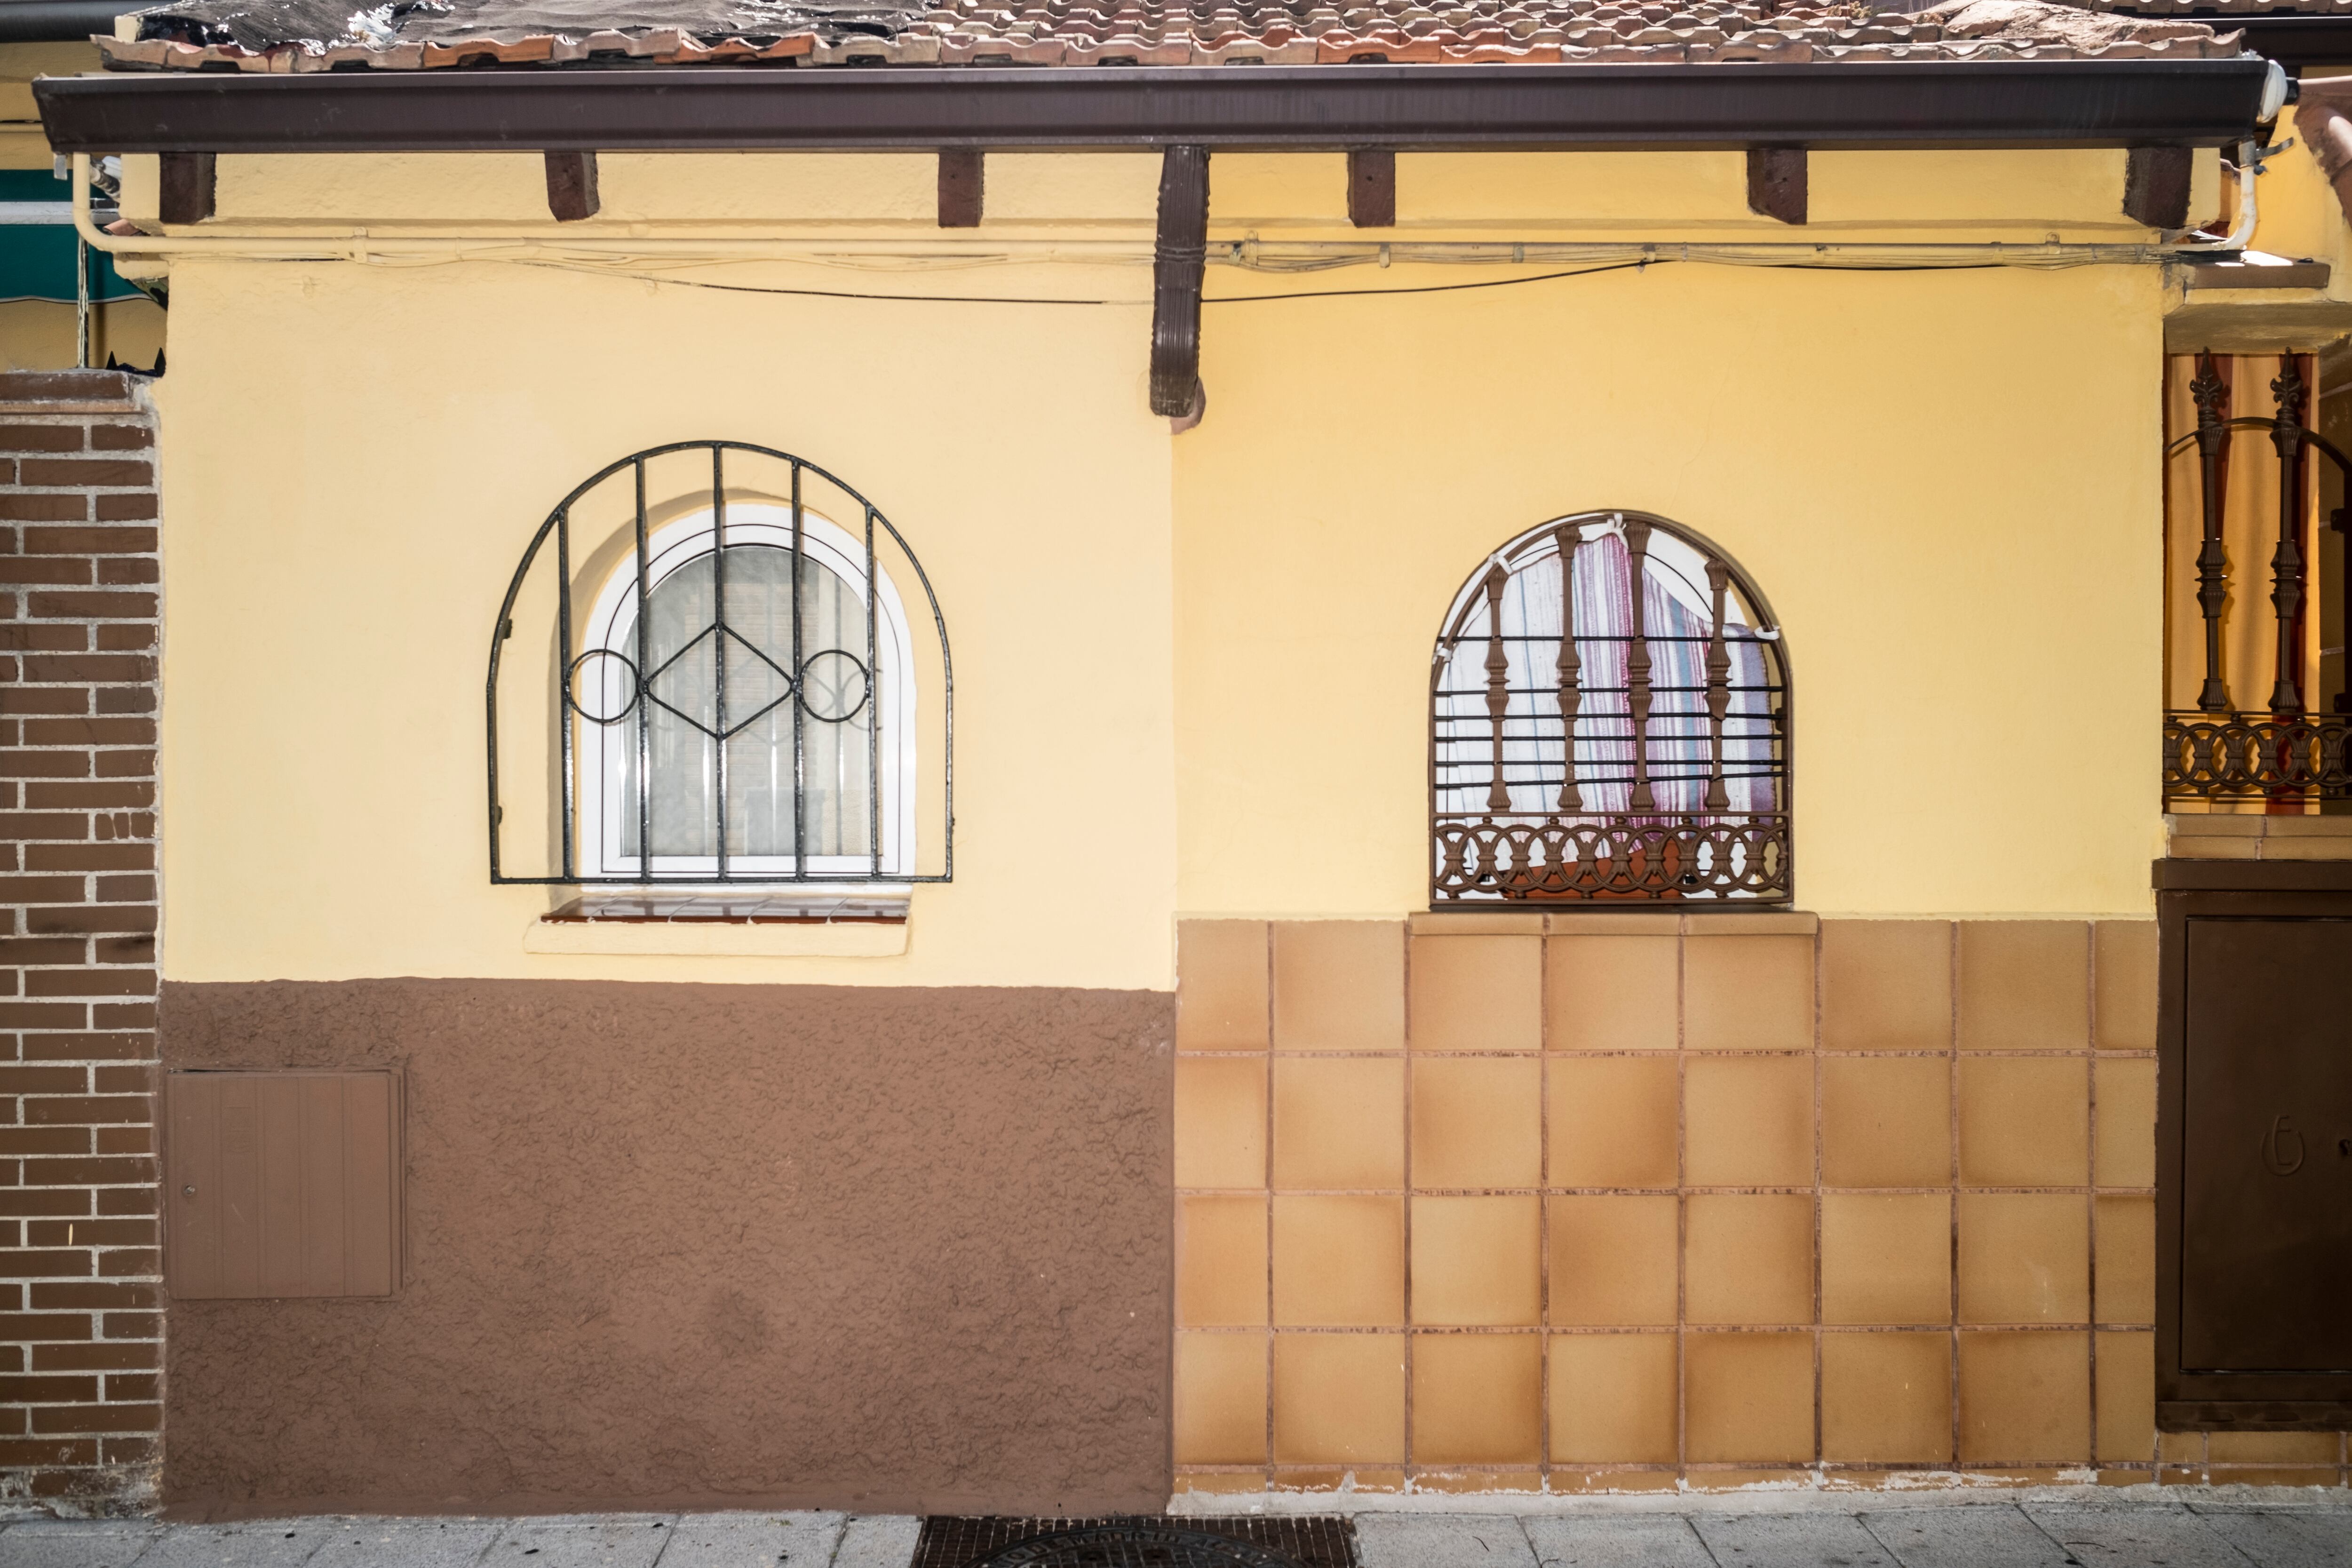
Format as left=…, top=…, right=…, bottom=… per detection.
left=156, top=978, right=1175, bottom=1520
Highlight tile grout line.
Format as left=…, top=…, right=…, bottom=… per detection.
left=1263, top=922, right=1276, bottom=1489
left=1948, top=921, right=1963, bottom=1472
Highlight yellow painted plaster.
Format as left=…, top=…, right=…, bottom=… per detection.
left=147, top=145, right=2242, bottom=986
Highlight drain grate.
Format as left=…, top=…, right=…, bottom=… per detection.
left=914, top=1516, right=1356, bottom=1568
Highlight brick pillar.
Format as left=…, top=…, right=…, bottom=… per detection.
left=0, top=371, right=161, bottom=1515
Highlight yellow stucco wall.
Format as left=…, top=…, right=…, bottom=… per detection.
left=148, top=146, right=2200, bottom=987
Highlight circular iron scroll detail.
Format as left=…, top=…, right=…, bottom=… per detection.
left=971, top=1525, right=1299, bottom=1568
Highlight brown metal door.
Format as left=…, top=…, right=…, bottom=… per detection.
left=2180, top=916, right=2352, bottom=1374
left=166, top=1070, right=401, bottom=1300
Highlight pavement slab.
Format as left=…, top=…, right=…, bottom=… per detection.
left=2021, top=1504, right=2250, bottom=1568
left=1859, top=1505, right=2079, bottom=1568
left=1520, top=1513, right=1715, bottom=1568
left=2193, top=1507, right=2352, bottom=1568
left=830, top=1515, right=919, bottom=1568
left=480, top=1518, right=675, bottom=1568
left=304, top=1519, right=503, bottom=1568
left=0, top=1520, right=162, bottom=1568
left=125, top=1521, right=344, bottom=1568
left=1353, top=1513, right=1539, bottom=1568
left=1692, top=1512, right=1900, bottom=1568
left=658, top=1512, right=844, bottom=1568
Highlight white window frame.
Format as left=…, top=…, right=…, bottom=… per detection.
left=574, top=502, right=918, bottom=882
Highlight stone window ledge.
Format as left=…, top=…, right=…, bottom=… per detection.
left=524, top=891, right=910, bottom=957
left=2167, top=812, right=2352, bottom=861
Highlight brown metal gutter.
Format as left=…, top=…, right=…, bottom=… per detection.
left=36, top=59, right=2271, bottom=155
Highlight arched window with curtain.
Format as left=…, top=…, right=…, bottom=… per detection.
left=1430, top=510, right=1790, bottom=904
left=487, top=441, right=951, bottom=887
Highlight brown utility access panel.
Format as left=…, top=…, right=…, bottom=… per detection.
left=166, top=1069, right=403, bottom=1299
left=2156, top=859, right=2352, bottom=1429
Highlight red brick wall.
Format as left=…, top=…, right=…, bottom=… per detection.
left=0, top=371, right=160, bottom=1515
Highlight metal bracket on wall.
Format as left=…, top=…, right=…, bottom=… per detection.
left=1150, top=144, right=1209, bottom=422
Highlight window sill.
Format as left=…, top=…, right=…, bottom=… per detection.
left=524, top=892, right=910, bottom=958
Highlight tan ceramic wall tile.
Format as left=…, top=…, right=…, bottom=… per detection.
left=1271, top=1056, right=1405, bottom=1191
left=1271, top=1331, right=1406, bottom=1464
left=1822, top=1194, right=1951, bottom=1326
left=1959, top=1194, right=2088, bottom=1324
left=1179, top=920, right=1271, bottom=1051
left=1549, top=1332, right=1679, bottom=1463
left=1821, top=1332, right=1954, bottom=1463
left=1174, top=1330, right=1268, bottom=1465
left=1410, top=934, right=1542, bottom=1051
left=1958, top=1331, right=2090, bottom=1463
left=1821, top=920, right=1952, bottom=1051
left=1821, top=1055, right=1951, bottom=1189
left=1547, top=935, right=1679, bottom=1051
left=1549, top=1195, right=1679, bottom=1327
left=1176, top=1057, right=1268, bottom=1190
left=2207, top=1430, right=2345, bottom=1463
left=1179, top=1194, right=1269, bottom=1327
left=1685, top=936, right=1815, bottom=1051
left=1958, top=1056, right=2089, bottom=1188
left=2093, top=1058, right=2156, bottom=1189
left=1685, top=1332, right=1816, bottom=1463
left=1411, top=1194, right=1542, bottom=1327
left=2094, top=1329, right=2155, bottom=1464
left=1957, top=923, right=2090, bottom=1051
left=1686, top=1194, right=1814, bottom=1326
left=1411, top=1333, right=1544, bottom=1464
left=1548, top=1054, right=1679, bottom=1189
left=2093, top=922, right=2158, bottom=1052
left=1412, top=1056, right=1542, bottom=1189
left=1271, top=1195, right=1405, bottom=1327
left=1274, top=921, right=1406, bottom=1051
left=2093, top=1195, right=2154, bottom=1327
left=1685, top=1054, right=1814, bottom=1187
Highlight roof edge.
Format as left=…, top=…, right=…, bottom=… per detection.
left=34, top=58, right=2274, bottom=154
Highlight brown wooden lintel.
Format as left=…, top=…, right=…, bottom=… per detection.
left=544, top=150, right=600, bottom=222
left=158, top=151, right=216, bottom=225
left=938, top=147, right=984, bottom=227
left=1745, top=146, right=1806, bottom=225
left=2125, top=145, right=2194, bottom=229
left=1348, top=147, right=1395, bottom=229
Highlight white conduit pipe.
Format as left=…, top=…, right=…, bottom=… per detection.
left=72, top=144, right=2273, bottom=277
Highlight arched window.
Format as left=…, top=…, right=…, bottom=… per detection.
left=1430, top=511, right=1790, bottom=904
left=488, top=442, right=950, bottom=887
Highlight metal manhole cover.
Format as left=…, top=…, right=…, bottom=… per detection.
left=970, top=1524, right=1302, bottom=1568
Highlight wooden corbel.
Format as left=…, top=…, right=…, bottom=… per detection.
left=158, top=152, right=216, bottom=225
left=1150, top=144, right=1210, bottom=422
left=1348, top=148, right=1396, bottom=228
left=544, top=151, right=600, bottom=222
left=2123, top=146, right=2193, bottom=229
left=1745, top=147, right=1806, bottom=225
left=938, top=148, right=984, bottom=227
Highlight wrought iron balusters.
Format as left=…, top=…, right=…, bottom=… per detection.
left=2164, top=350, right=2352, bottom=807
left=2190, top=352, right=2232, bottom=713
left=1430, top=509, right=1791, bottom=905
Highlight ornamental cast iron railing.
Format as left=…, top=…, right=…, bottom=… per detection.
left=2165, top=353, right=2352, bottom=805
left=486, top=440, right=951, bottom=885
left=1430, top=511, right=1791, bottom=904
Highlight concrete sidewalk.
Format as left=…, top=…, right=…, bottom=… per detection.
left=3, top=1496, right=2348, bottom=1568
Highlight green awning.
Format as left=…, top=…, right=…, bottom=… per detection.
left=0, top=170, right=146, bottom=306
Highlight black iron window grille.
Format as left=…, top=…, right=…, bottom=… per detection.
left=2164, top=352, right=2352, bottom=807
left=487, top=441, right=952, bottom=885
left=1430, top=510, right=1791, bottom=904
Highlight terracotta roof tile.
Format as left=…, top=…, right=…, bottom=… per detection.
left=96, top=0, right=2249, bottom=70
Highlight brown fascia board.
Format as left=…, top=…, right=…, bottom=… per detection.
left=35, top=58, right=2271, bottom=155
left=2108, top=12, right=2352, bottom=72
